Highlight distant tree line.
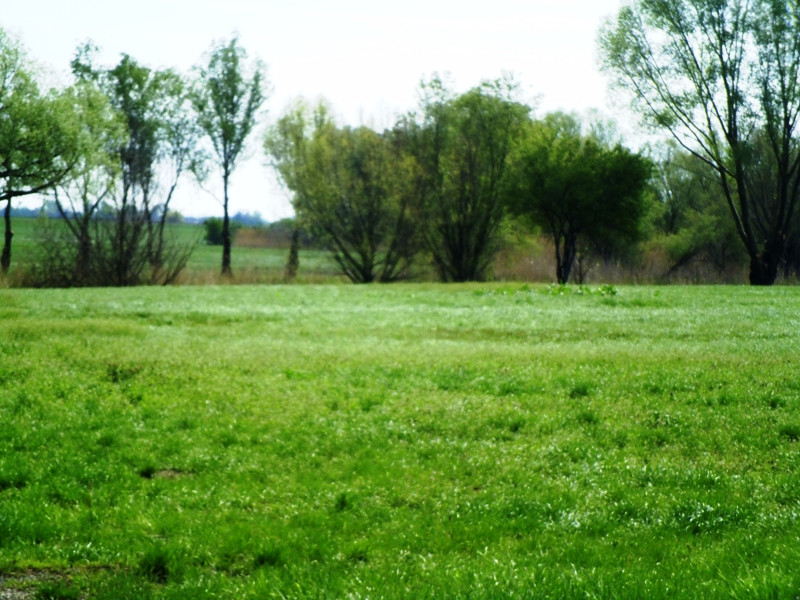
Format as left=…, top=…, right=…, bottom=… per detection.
left=5, top=0, right=800, bottom=287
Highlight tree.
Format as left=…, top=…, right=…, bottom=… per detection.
left=266, top=101, right=418, bottom=283
left=400, top=77, right=530, bottom=282
left=0, top=29, right=80, bottom=274
left=651, top=143, right=747, bottom=279
left=506, top=112, right=652, bottom=284
left=41, top=45, right=200, bottom=287
left=193, top=37, right=266, bottom=276
left=601, top=0, right=800, bottom=285
left=48, top=80, right=125, bottom=286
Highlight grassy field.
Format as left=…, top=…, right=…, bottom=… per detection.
left=1, top=284, right=800, bottom=598
left=3, top=217, right=345, bottom=285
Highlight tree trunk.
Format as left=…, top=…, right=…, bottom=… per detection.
left=555, top=231, right=577, bottom=284
left=1, top=200, right=13, bottom=274
left=284, top=227, right=300, bottom=281
left=221, top=171, right=232, bottom=277
left=77, top=233, right=92, bottom=285
left=748, top=254, right=778, bottom=286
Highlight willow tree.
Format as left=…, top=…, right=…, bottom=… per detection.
left=266, top=102, right=417, bottom=283
left=399, top=78, right=530, bottom=282
left=601, top=0, right=800, bottom=285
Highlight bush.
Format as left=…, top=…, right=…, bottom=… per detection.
left=203, top=217, right=241, bottom=246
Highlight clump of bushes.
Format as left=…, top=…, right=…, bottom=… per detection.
left=203, top=217, right=241, bottom=246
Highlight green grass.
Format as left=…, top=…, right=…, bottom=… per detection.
left=2, top=284, right=800, bottom=598
left=3, top=216, right=343, bottom=284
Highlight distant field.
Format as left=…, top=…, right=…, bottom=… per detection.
left=3, top=217, right=344, bottom=284
left=1, top=284, right=800, bottom=598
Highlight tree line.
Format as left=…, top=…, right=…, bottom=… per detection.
left=266, top=80, right=652, bottom=284
left=0, top=31, right=263, bottom=286
left=4, top=0, right=800, bottom=287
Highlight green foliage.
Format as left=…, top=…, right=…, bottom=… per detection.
left=651, top=144, right=747, bottom=279
left=202, top=217, right=239, bottom=246
left=266, top=101, right=418, bottom=282
left=0, top=29, right=83, bottom=273
left=401, top=76, right=531, bottom=282
left=542, top=283, right=618, bottom=296
left=506, top=112, right=652, bottom=283
left=193, top=37, right=267, bottom=276
left=34, top=581, right=81, bottom=600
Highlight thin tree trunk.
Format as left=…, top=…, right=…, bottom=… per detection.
left=1, top=199, right=13, bottom=274
left=284, top=227, right=299, bottom=281
left=221, top=170, right=232, bottom=277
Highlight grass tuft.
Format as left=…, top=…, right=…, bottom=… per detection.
left=253, top=545, right=283, bottom=568
left=34, top=581, right=81, bottom=600
left=334, top=492, right=350, bottom=512
left=137, top=545, right=176, bottom=584
left=778, top=424, right=800, bottom=442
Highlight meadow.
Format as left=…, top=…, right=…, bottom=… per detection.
left=3, top=217, right=345, bottom=286
left=1, top=283, right=800, bottom=599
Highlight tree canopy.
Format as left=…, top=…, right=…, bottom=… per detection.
left=0, top=29, right=82, bottom=273
left=266, top=101, right=417, bottom=283
left=600, top=0, right=800, bottom=285
left=506, top=112, right=652, bottom=284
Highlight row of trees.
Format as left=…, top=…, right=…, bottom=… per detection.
left=269, top=0, right=800, bottom=286
left=3, top=22, right=655, bottom=288
left=0, top=30, right=264, bottom=286
left=6, top=0, right=800, bottom=286
left=266, top=79, right=653, bottom=284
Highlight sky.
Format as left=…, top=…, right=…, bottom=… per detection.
left=2, top=0, right=630, bottom=221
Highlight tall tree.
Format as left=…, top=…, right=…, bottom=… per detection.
left=55, top=45, right=199, bottom=286
left=266, top=101, right=418, bottom=283
left=506, top=112, right=652, bottom=284
left=600, top=0, right=800, bottom=285
left=0, top=29, right=80, bottom=274
left=193, top=37, right=267, bottom=276
left=400, top=77, right=530, bottom=282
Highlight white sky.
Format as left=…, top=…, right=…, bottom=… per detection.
left=2, top=0, right=630, bottom=221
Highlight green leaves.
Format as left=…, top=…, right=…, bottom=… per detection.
left=600, top=0, right=800, bottom=284
left=193, top=37, right=267, bottom=275
left=0, top=30, right=80, bottom=201
left=193, top=38, right=266, bottom=173
left=506, top=112, right=652, bottom=283
left=407, top=77, right=531, bottom=282
left=267, top=101, right=417, bottom=283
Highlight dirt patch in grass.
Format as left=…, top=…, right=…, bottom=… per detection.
left=1, top=566, right=114, bottom=599
left=1, top=569, right=64, bottom=599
